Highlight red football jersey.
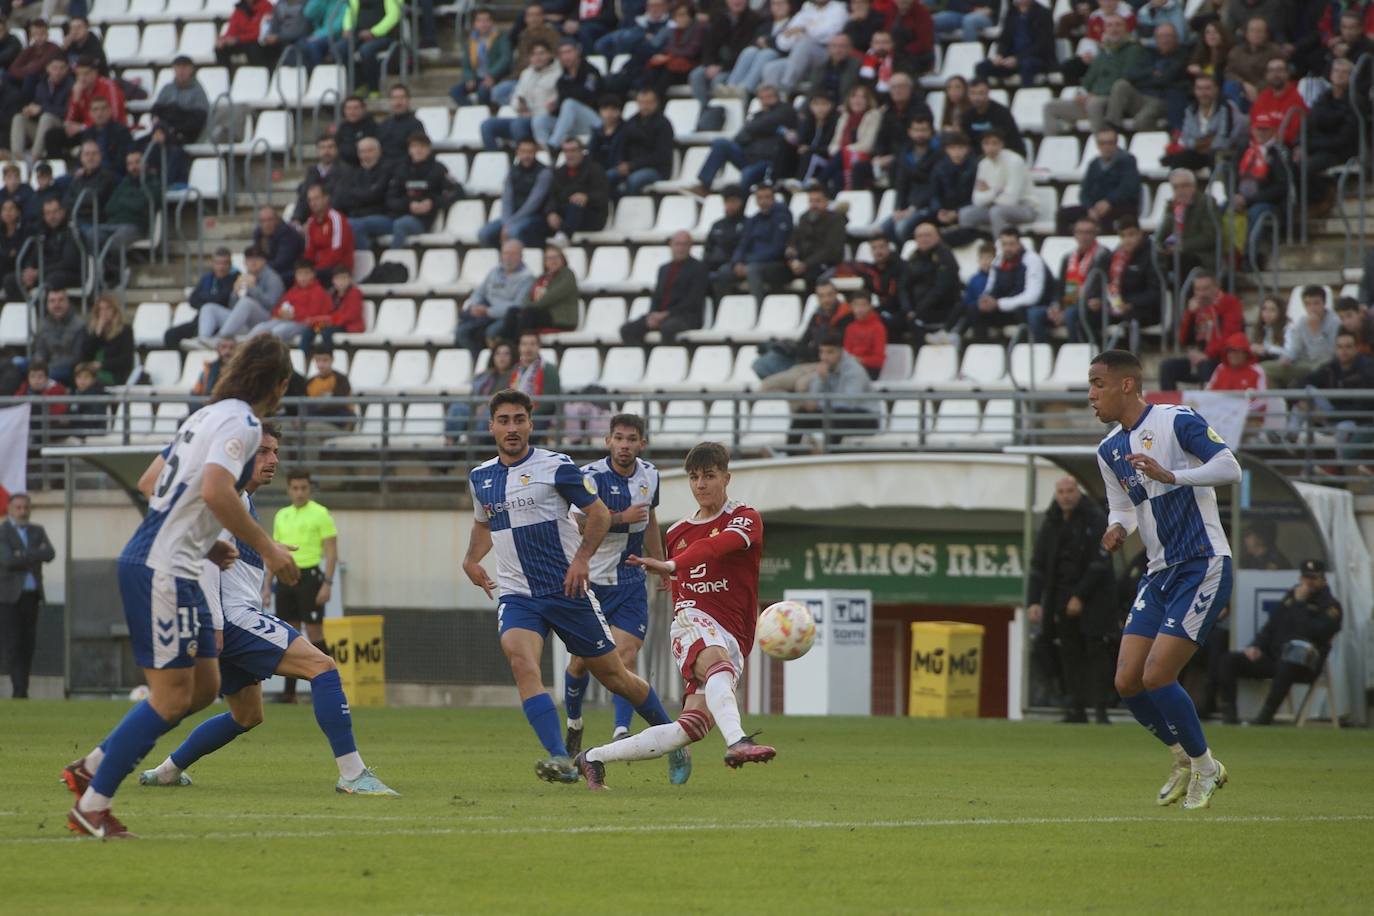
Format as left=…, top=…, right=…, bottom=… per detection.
left=666, top=500, right=764, bottom=653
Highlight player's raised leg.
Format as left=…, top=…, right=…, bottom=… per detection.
left=577, top=697, right=713, bottom=790
left=1115, top=633, right=1191, bottom=806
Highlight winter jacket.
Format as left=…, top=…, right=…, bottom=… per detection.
left=293, top=160, right=353, bottom=223
left=1081, top=39, right=1146, bottom=97
left=1026, top=495, right=1116, bottom=637
left=531, top=267, right=579, bottom=329
left=188, top=269, right=240, bottom=310
left=79, top=325, right=134, bottom=384
left=333, top=160, right=392, bottom=218
left=701, top=7, right=762, bottom=69
left=704, top=213, right=744, bottom=272
left=305, top=0, right=352, bottom=42
left=620, top=112, right=674, bottom=177
left=501, top=160, right=551, bottom=225
left=304, top=208, right=354, bottom=274
left=1308, top=88, right=1360, bottom=161
left=554, top=61, right=602, bottom=110
left=376, top=111, right=423, bottom=164
left=925, top=154, right=977, bottom=213
left=804, top=54, right=860, bottom=103
left=1177, top=292, right=1244, bottom=360
left=731, top=204, right=793, bottom=265
left=1081, top=150, right=1142, bottom=210
left=152, top=77, right=211, bottom=142
left=1249, top=82, right=1306, bottom=146
left=103, top=173, right=158, bottom=231
left=31, top=309, right=84, bottom=367
left=348, top=0, right=403, bottom=38
left=843, top=310, right=887, bottom=376
left=6, top=40, right=60, bottom=85
left=274, top=280, right=334, bottom=322
left=807, top=351, right=873, bottom=412
left=223, top=0, right=274, bottom=44
left=270, top=0, right=313, bottom=45
left=972, top=151, right=1035, bottom=209
left=1224, top=39, right=1282, bottom=88
left=67, top=76, right=126, bottom=127
left=1251, top=585, right=1342, bottom=661
left=1303, top=353, right=1374, bottom=413
left=385, top=155, right=462, bottom=230
left=788, top=208, right=847, bottom=271
left=314, top=284, right=365, bottom=331
left=991, top=0, right=1055, bottom=63
left=61, top=167, right=118, bottom=225
left=1206, top=333, right=1269, bottom=412
left=892, top=139, right=941, bottom=212
left=33, top=72, right=72, bottom=119
left=335, top=116, right=379, bottom=168
left=828, top=108, right=881, bottom=157
left=797, top=301, right=853, bottom=362
left=959, top=100, right=1026, bottom=158
left=1129, top=43, right=1190, bottom=95
left=458, top=28, right=513, bottom=85
left=1154, top=195, right=1220, bottom=273
left=548, top=160, right=610, bottom=230
left=905, top=243, right=960, bottom=325
left=1178, top=99, right=1248, bottom=156
left=255, top=220, right=305, bottom=278
left=77, top=121, right=134, bottom=175
left=734, top=102, right=796, bottom=163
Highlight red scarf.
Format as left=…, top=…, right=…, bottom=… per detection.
left=1062, top=243, right=1098, bottom=305
left=1107, top=246, right=1131, bottom=297
left=1239, top=141, right=1270, bottom=181
left=839, top=111, right=870, bottom=190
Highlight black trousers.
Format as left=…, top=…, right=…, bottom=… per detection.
left=1158, top=356, right=1218, bottom=391
left=620, top=311, right=701, bottom=345
left=0, top=591, right=41, bottom=698
left=1051, top=601, right=1112, bottom=716
left=786, top=407, right=879, bottom=448
left=1218, top=651, right=1317, bottom=714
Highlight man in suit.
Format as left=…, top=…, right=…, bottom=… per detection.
left=0, top=493, right=55, bottom=699
left=620, top=230, right=708, bottom=345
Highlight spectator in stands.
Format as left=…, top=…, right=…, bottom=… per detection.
left=703, top=184, right=747, bottom=277
left=974, top=0, right=1054, bottom=88
left=1136, top=0, right=1187, bottom=47
left=453, top=8, right=513, bottom=106
left=255, top=204, right=305, bottom=279
left=1187, top=19, right=1232, bottom=84
left=535, top=38, right=603, bottom=150
left=776, top=91, right=836, bottom=186
left=137, top=123, right=189, bottom=190
left=510, top=330, right=561, bottom=436
left=294, top=134, right=352, bottom=227
left=1224, top=17, right=1279, bottom=112
left=304, top=345, right=355, bottom=426
left=376, top=85, right=425, bottom=166
left=260, top=0, right=312, bottom=68
left=1251, top=294, right=1286, bottom=360
left=1158, top=271, right=1244, bottom=389
left=561, top=0, right=616, bottom=55
left=882, top=116, right=940, bottom=243
left=341, top=0, right=404, bottom=95
left=621, top=229, right=707, bottom=345
left=29, top=161, right=57, bottom=209
left=960, top=129, right=1035, bottom=238
left=883, top=0, right=937, bottom=75
left=1057, top=128, right=1142, bottom=234
left=80, top=148, right=156, bottom=263
left=217, top=0, right=276, bottom=67
left=456, top=239, right=534, bottom=355
left=1161, top=74, right=1248, bottom=172
left=1205, top=332, right=1269, bottom=418
left=251, top=259, right=333, bottom=341
left=960, top=78, right=1026, bottom=156
left=197, top=244, right=286, bottom=340
left=76, top=292, right=133, bottom=387
left=1232, top=121, right=1289, bottom=252
left=939, top=74, right=969, bottom=131
left=1030, top=217, right=1112, bottom=345
left=756, top=279, right=851, bottom=388
left=9, top=55, right=69, bottom=162
left=77, top=95, right=132, bottom=176
left=804, top=32, right=859, bottom=102
left=497, top=244, right=579, bottom=340
left=283, top=0, right=350, bottom=70
left=0, top=199, right=27, bottom=280
left=1043, top=15, right=1144, bottom=137
left=842, top=292, right=886, bottom=380
left=55, top=56, right=125, bottom=159
left=969, top=227, right=1052, bottom=341
left=919, top=130, right=976, bottom=244
left=338, top=137, right=394, bottom=250
left=898, top=221, right=960, bottom=345
left=1302, top=57, right=1361, bottom=213
left=1249, top=57, right=1305, bottom=147
left=299, top=266, right=365, bottom=353
left=644, top=3, right=706, bottom=99
left=1335, top=297, right=1374, bottom=354
left=869, top=73, right=929, bottom=177
left=586, top=94, right=624, bottom=174
left=723, top=0, right=793, bottom=97
left=546, top=137, right=609, bottom=244
left=6, top=197, right=79, bottom=302
left=62, top=139, right=116, bottom=229
left=1267, top=286, right=1340, bottom=388
left=303, top=183, right=355, bottom=281
left=446, top=339, right=514, bottom=445
left=66, top=361, right=109, bottom=437
left=386, top=132, right=461, bottom=249
left=716, top=182, right=792, bottom=301
left=29, top=287, right=81, bottom=383
left=334, top=95, right=378, bottom=168
left=1217, top=557, right=1342, bottom=726
left=480, top=40, right=558, bottom=150
left=594, top=0, right=672, bottom=60
left=480, top=137, right=551, bottom=248
left=612, top=87, right=673, bottom=198
left=686, top=83, right=795, bottom=197
left=786, top=331, right=878, bottom=450
left=1095, top=217, right=1160, bottom=340
left=493, top=4, right=560, bottom=106
left=862, top=30, right=900, bottom=96
left=761, top=0, right=847, bottom=95
left=690, top=0, right=760, bottom=105
left=1155, top=168, right=1219, bottom=278
left=825, top=84, right=880, bottom=193
left=16, top=359, right=68, bottom=438
left=166, top=247, right=240, bottom=347
left=0, top=17, right=19, bottom=74
left=830, top=233, right=905, bottom=319
left=0, top=19, right=60, bottom=136
left=1106, top=21, right=1188, bottom=132
left=786, top=184, right=847, bottom=288
left=930, top=2, right=997, bottom=42
left=0, top=164, right=36, bottom=229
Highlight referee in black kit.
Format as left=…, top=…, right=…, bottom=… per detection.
left=271, top=470, right=338, bottom=702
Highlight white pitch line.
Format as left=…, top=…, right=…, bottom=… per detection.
left=3, top=813, right=1372, bottom=845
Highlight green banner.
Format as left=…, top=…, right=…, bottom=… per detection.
left=759, top=526, right=1025, bottom=605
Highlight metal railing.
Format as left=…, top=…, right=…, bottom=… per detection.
left=1248, top=208, right=1281, bottom=301
left=16, top=388, right=1374, bottom=493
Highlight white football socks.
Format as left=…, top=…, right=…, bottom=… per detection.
left=1190, top=748, right=1217, bottom=775
left=703, top=671, right=745, bottom=745
left=84, top=746, right=105, bottom=772
left=152, top=757, right=183, bottom=784
left=337, top=751, right=366, bottom=781
left=566, top=716, right=583, bottom=731
left=586, top=723, right=690, bottom=764
left=78, top=788, right=112, bottom=813
left=1169, top=744, right=1188, bottom=766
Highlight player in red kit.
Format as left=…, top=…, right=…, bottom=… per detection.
left=574, top=442, right=775, bottom=790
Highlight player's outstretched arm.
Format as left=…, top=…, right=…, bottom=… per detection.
left=203, top=464, right=300, bottom=585
left=463, top=520, right=497, bottom=600
left=566, top=499, right=610, bottom=596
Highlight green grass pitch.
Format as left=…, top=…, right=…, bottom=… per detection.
left=1, top=700, right=1372, bottom=914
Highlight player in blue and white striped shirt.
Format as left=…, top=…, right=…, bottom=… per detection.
left=1090, top=350, right=1242, bottom=811
left=463, top=389, right=675, bottom=785
left=559, top=414, right=689, bottom=784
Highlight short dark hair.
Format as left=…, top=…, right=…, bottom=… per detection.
left=1335, top=296, right=1361, bottom=313
left=684, top=442, right=730, bottom=474
left=528, top=39, right=551, bottom=54
left=390, top=84, right=409, bottom=96
left=213, top=246, right=232, bottom=259
left=295, top=258, right=316, bottom=271
left=1116, top=215, right=1140, bottom=233
left=287, top=469, right=312, bottom=483
left=998, top=226, right=1020, bottom=240
left=819, top=331, right=845, bottom=348
left=609, top=413, right=647, bottom=438
left=1302, top=284, right=1326, bottom=302
left=849, top=292, right=872, bottom=307
left=408, top=131, right=431, bottom=146
left=344, top=94, right=365, bottom=107
left=1193, top=269, right=1217, bottom=283
left=942, top=130, right=971, bottom=148
left=598, top=94, right=622, bottom=109
left=489, top=387, right=533, bottom=416
left=262, top=421, right=283, bottom=441
left=1336, top=328, right=1358, bottom=343
left=28, top=357, right=48, bottom=373
left=317, top=132, right=336, bottom=145
left=981, top=128, right=1005, bottom=144
left=244, top=245, right=265, bottom=259
left=968, top=77, right=990, bottom=90
left=1090, top=348, right=1143, bottom=385
left=75, top=55, right=98, bottom=70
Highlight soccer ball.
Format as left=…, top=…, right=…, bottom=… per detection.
left=757, top=601, right=817, bottom=660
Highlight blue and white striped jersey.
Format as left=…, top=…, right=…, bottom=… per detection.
left=201, top=492, right=267, bottom=629
left=469, top=448, right=601, bottom=597
left=121, top=399, right=262, bottom=579
left=580, top=457, right=660, bottom=586
left=1096, top=403, right=1237, bottom=574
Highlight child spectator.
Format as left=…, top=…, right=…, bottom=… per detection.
left=67, top=361, right=109, bottom=437
left=305, top=346, right=355, bottom=427
left=250, top=260, right=334, bottom=342
left=299, top=267, right=366, bottom=354
left=843, top=293, right=888, bottom=380
left=1251, top=295, right=1286, bottom=361
left=962, top=243, right=995, bottom=312
left=1206, top=333, right=1269, bottom=418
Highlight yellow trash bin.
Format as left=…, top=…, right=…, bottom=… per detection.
left=322, top=615, right=386, bottom=707
left=909, top=621, right=984, bottom=718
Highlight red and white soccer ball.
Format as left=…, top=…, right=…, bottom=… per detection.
left=757, top=601, right=817, bottom=660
